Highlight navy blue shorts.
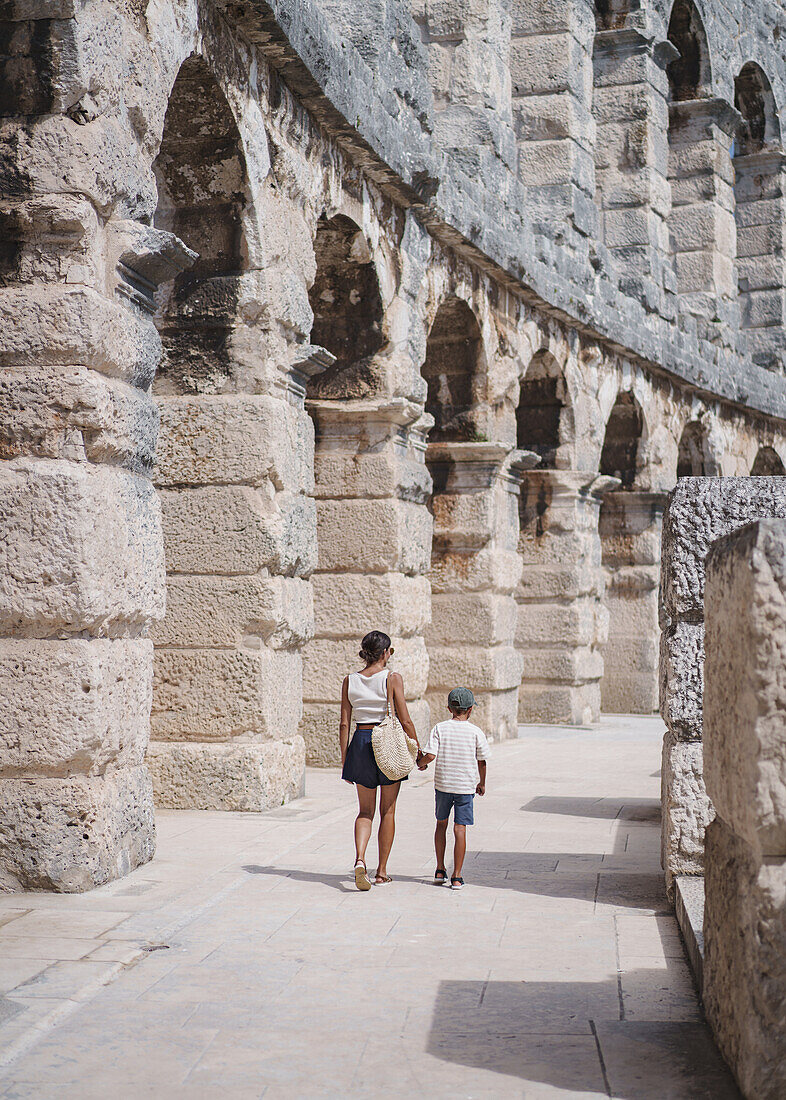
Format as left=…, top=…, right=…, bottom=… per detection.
left=435, top=789, right=474, bottom=825
left=342, top=727, right=406, bottom=788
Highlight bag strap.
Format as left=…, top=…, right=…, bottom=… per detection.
left=385, top=669, right=396, bottom=720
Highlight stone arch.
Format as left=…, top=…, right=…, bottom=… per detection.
left=423, top=296, right=485, bottom=443
left=306, top=213, right=386, bottom=399
left=516, top=350, right=570, bottom=469
left=751, top=446, right=786, bottom=475
left=666, top=0, right=712, bottom=103
left=733, top=63, right=785, bottom=371
left=677, top=420, right=718, bottom=477
left=599, top=391, right=643, bottom=489
left=153, top=54, right=248, bottom=396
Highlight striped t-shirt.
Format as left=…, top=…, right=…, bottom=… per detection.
left=423, top=719, right=490, bottom=795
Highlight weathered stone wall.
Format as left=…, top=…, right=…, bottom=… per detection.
left=4, top=0, right=786, bottom=888
left=659, top=478, right=786, bottom=887
left=703, top=519, right=786, bottom=1100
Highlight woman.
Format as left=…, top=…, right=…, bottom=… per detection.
left=340, top=630, right=421, bottom=890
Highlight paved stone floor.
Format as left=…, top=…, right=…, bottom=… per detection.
left=0, top=718, right=739, bottom=1098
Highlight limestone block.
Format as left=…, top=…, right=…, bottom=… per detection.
left=427, top=644, right=523, bottom=692
left=301, top=703, right=342, bottom=768
left=517, top=561, right=599, bottom=599
left=659, top=621, right=704, bottom=739
left=519, top=646, right=603, bottom=684
left=151, top=575, right=313, bottom=650
left=703, top=818, right=786, bottom=1100
left=160, top=486, right=317, bottom=578
left=0, top=766, right=155, bottom=893
left=601, top=669, right=659, bottom=715
left=302, top=635, right=429, bottom=702
left=311, top=573, right=430, bottom=640
left=516, top=600, right=596, bottom=648
left=151, top=648, right=302, bottom=741
left=147, top=739, right=305, bottom=812
left=518, top=682, right=599, bottom=726
left=155, top=396, right=312, bottom=493
left=661, top=730, right=713, bottom=880
left=0, top=638, right=151, bottom=777
left=0, top=365, right=156, bottom=472
left=427, top=592, right=516, bottom=647
left=0, top=285, right=161, bottom=387
left=704, top=520, right=786, bottom=857
left=509, top=33, right=586, bottom=98
left=0, top=459, right=164, bottom=637
left=314, top=449, right=431, bottom=503
left=661, top=478, right=786, bottom=621
left=316, top=498, right=431, bottom=576
left=430, top=547, right=522, bottom=594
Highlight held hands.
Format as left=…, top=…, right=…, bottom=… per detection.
left=416, top=750, right=429, bottom=771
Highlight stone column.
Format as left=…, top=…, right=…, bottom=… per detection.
left=659, top=477, right=786, bottom=888
left=592, top=26, right=676, bottom=311
left=0, top=203, right=191, bottom=890
left=668, top=98, right=741, bottom=324
left=426, top=444, right=536, bottom=742
left=146, top=348, right=323, bottom=811
left=301, top=399, right=432, bottom=765
left=600, top=490, right=666, bottom=714
left=703, top=519, right=786, bottom=1099
left=734, top=148, right=786, bottom=373
left=516, top=470, right=619, bottom=726
left=509, top=0, right=598, bottom=246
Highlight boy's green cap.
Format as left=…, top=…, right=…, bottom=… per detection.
left=448, top=686, right=475, bottom=710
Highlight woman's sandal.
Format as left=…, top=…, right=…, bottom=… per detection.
left=374, top=872, right=393, bottom=885
left=354, top=860, right=372, bottom=891
left=434, top=868, right=447, bottom=884
left=450, top=876, right=464, bottom=890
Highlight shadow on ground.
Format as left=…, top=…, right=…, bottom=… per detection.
left=521, top=796, right=661, bottom=823
left=427, top=978, right=741, bottom=1098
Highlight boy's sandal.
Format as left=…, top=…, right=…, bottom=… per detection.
left=434, top=868, right=447, bottom=883
left=354, top=860, right=372, bottom=891
left=374, top=873, right=393, bottom=885
left=450, top=876, right=464, bottom=890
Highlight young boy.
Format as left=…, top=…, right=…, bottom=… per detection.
left=417, top=686, right=489, bottom=890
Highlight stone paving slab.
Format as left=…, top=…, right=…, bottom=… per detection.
left=0, top=719, right=740, bottom=1098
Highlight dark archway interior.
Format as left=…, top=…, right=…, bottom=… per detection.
left=734, top=63, right=779, bottom=156
left=751, top=446, right=786, bottom=475
left=516, top=352, right=566, bottom=469
left=153, top=55, right=246, bottom=395
left=307, top=214, right=385, bottom=398
left=423, top=298, right=483, bottom=443
left=677, top=421, right=713, bottom=477
left=667, top=0, right=711, bottom=102
left=600, top=393, right=643, bottom=488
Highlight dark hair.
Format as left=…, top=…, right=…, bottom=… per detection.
left=359, top=630, right=391, bottom=665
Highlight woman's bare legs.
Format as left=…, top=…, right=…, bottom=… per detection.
left=355, top=784, right=377, bottom=865
left=376, top=782, right=400, bottom=881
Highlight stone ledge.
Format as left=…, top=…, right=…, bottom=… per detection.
left=674, top=874, right=705, bottom=994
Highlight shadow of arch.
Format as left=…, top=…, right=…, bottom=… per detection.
left=751, top=446, right=786, bottom=475
left=734, top=61, right=780, bottom=155
left=423, top=296, right=485, bottom=443
left=516, top=349, right=571, bottom=469
left=666, top=0, right=712, bottom=102
left=677, top=421, right=719, bottom=477
left=600, top=391, right=643, bottom=489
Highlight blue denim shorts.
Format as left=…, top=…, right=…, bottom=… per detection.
left=435, top=789, right=474, bottom=826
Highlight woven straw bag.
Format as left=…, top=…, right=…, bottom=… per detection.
left=371, top=673, right=418, bottom=781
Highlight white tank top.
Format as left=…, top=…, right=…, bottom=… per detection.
left=348, top=669, right=389, bottom=725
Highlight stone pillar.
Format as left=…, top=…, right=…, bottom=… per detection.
left=659, top=477, right=786, bottom=888
left=0, top=204, right=191, bottom=889
left=600, top=490, right=666, bottom=714
left=301, top=399, right=432, bottom=765
left=703, top=519, right=786, bottom=1099
left=146, top=350, right=321, bottom=810
left=734, top=148, right=786, bottom=373
left=516, top=471, right=619, bottom=726
left=509, top=0, right=598, bottom=245
left=592, top=26, right=675, bottom=310
left=426, top=444, right=536, bottom=742
left=668, top=98, right=741, bottom=324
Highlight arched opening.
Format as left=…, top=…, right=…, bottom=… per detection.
left=751, top=446, right=786, bottom=475
left=149, top=58, right=304, bottom=811
left=677, top=420, right=717, bottom=477
left=666, top=1, right=736, bottom=314
left=306, top=214, right=386, bottom=399
left=598, top=394, right=661, bottom=714
left=733, top=64, right=785, bottom=371
left=153, top=55, right=246, bottom=396
left=423, top=297, right=484, bottom=443
left=301, top=216, right=430, bottom=763
left=515, top=351, right=567, bottom=469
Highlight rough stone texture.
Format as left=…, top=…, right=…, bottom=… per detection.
left=660, top=479, right=786, bottom=884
